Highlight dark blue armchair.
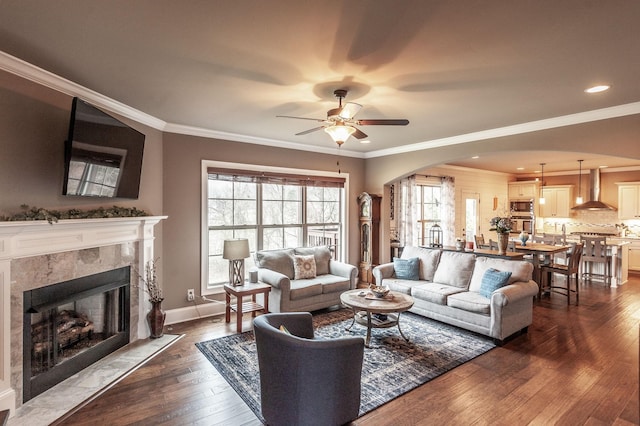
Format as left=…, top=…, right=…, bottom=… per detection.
left=253, top=312, right=364, bottom=426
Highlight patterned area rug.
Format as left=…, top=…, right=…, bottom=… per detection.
left=196, top=309, right=495, bottom=423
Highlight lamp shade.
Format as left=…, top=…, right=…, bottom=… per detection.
left=324, top=124, right=356, bottom=146
left=222, top=239, right=250, bottom=260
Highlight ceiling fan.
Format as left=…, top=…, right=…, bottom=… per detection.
left=277, top=89, right=409, bottom=146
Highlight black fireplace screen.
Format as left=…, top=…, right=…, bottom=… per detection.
left=23, top=267, right=131, bottom=402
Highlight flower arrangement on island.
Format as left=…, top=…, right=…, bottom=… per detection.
left=489, top=216, right=513, bottom=234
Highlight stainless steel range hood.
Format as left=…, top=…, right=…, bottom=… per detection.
left=572, top=168, right=616, bottom=211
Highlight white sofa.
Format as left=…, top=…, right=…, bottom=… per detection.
left=255, top=246, right=358, bottom=313
left=372, top=245, right=539, bottom=343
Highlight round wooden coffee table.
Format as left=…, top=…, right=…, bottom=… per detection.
left=340, top=289, right=414, bottom=348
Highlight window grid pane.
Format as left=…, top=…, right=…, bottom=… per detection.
left=207, top=176, right=343, bottom=287
left=415, top=185, right=442, bottom=246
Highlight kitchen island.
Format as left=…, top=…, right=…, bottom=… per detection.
left=609, top=237, right=640, bottom=273
left=603, top=240, right=628, bottom=287
left=567, top=239, right=630, bottom=287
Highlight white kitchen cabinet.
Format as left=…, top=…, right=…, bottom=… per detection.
left=626, top=240, right=640, bottom=272
left=610, top=238, right=640, bottom=273
left=540, top=185, right=573, bottom=218
left=616, top=183, right=640, bottom=219
left=508, top=181, right=537, bottom=200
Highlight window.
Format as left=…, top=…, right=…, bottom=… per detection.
left=202, top=162, right=347, bottom=293
left=415, top=184, right=442, bottom=246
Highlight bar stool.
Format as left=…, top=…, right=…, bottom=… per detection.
left=541, top=243, right=583, bottom=305
left=548, top=233, right=569, bottom=264
left=474, top=234, right=487, bottom=249
left=580, top=236, right=611, bottom=286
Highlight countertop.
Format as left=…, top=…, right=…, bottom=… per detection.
left=565, top=237, right=630, bottom=246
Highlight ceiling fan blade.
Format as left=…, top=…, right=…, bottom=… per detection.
left=277, top=115, right=326, bottom=122
left=339, top=102, right=362, bottom=120
left=356, top=119, right=410, bottom=126
left=352, top=128, right=368, bottom=139
left=295, top=126, right=325, bottom=136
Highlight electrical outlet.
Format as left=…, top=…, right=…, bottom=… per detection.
left=187, top=289, right=195, bottom=302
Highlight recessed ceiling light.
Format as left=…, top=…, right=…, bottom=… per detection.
left=360, top=140, right=371, bottom=144
left=599, top=165, right=608, bottom=168
left=516, top=167, right=524, bottom=171
left=471, top=155, right=479, bottom=159
left=585, top=85, right=610, bottom=94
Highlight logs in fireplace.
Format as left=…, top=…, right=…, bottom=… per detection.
left=23, top=267, right=131, bottom=402
left=31, top=309, right=95, bottom=358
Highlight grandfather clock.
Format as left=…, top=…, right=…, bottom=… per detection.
left=358, top=192, right=381, bottom=285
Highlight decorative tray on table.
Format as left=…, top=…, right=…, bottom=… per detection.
left=364, top=292, right=394, bottom=301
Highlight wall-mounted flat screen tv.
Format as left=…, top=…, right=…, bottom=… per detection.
left=62, top=97, right=145, bottom=199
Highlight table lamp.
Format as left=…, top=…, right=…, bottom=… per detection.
left=223, top=238, right=250, bottom=286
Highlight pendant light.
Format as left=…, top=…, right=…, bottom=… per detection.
left=576, top=159, right=584, bottom=204
left=539, top=163, right=546, bottom=205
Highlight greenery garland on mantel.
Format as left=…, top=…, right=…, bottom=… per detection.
left=0, top=204, right=149, bottom=224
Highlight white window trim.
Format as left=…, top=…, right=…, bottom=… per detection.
left=200, top=160, right=350, bottom=296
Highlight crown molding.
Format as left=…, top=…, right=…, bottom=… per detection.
left=518, top=165, right=640, bottom=179
left=365, top=102, right=640, bottom=159
left=0, top=50, right=167, bottom=130
left=0, top=50, right=365, bottom=158
left=163, top=123, right=364, bottom=158
left=3, top=49, right=639, bottom=162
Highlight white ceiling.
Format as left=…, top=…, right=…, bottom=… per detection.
left=1, top=0, right=639, bottom=174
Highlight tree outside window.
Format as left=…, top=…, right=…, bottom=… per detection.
left=206, top=171, right=344, bottom=289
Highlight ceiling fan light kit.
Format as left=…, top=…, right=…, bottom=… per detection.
left=324, top=124, right=356, bottom=146
left=277, top=89, right=409, bottom=147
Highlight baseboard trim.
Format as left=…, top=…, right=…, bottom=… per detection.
left=0, top=387, right=16, bottom=418
left=164, top=302, right=225, bottom=325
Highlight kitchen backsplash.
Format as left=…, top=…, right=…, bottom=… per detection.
left=539, top=210, right=640, bottom=237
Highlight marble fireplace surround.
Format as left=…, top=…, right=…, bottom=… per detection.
left=0, top=216, right=166, bottom=413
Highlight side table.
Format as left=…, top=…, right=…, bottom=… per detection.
left=224, top=282, right=271, bottom=333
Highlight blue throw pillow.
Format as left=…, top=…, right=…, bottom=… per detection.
left=480, top=268, right=512, bottom=298
left=393, top=257, right=420, bottom=280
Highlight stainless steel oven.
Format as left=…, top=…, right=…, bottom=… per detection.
left=512, top=217, right=533, bottom=234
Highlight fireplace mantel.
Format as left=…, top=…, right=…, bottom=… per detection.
left=0, top=216, right=166, bottom=261
left=0, top=216, right=166, bottom=414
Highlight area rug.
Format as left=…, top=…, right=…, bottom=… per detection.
left=196, top=310, right=495, bottom=423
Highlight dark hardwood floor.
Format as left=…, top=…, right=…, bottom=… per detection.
left=57, top=275, right=640, bottom=425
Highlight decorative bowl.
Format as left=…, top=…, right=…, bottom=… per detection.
left=369, top=285, right=390, bottom=298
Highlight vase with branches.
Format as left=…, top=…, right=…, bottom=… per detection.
left=133, top=259, right=165, bottom=338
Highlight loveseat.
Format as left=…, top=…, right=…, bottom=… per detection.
left=372, top=245, right=539, bottom=343
left=254, top=246, right=358, bottom=313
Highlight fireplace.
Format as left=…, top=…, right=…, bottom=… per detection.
left=0, top=216, right=165, bottom=414
left=22, top=267, right=131, bottom=402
